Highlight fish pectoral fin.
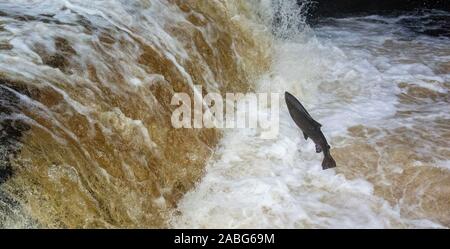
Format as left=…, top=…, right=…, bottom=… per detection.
left=303, top=132, right=308, bottom=140
left=315, top=144, right=322, bottom=153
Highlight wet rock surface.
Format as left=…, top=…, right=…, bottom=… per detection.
left=0, top=78, right=34, bottom=228
left=0, top=79, right=30, bottom=185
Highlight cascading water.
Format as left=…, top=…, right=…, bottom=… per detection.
left=0, top=0, right=449, bottom=228
left=171, top=3, right=450, bottom=228
left=0, top=0, right=271, bottom=228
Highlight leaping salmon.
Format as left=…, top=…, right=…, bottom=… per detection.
left=285, top=91, right=336, bottom=170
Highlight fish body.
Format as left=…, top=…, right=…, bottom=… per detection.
left=285, top=91, right=336, bottom=170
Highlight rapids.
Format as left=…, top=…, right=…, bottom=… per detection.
left=171, top=8, right=450, bottom=228
left=0, top=1, right=449, bottom=228
left=0, top=0, right=270, bottom=228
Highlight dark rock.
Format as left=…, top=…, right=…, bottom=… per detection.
left=306, top=0, right=450, bottom=21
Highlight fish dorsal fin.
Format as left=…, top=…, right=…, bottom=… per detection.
left=312, top=120, right=322, bottom=128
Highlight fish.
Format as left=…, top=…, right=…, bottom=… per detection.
left=285, top=91, right=336, bottom=170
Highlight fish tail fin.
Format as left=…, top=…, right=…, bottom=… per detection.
left=322, top=152, right=336, bottom=170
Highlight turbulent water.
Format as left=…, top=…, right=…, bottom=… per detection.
left=0, top=0, right=271, bottom=228
left=0, top=0, right=449, bottom=228
left=171, top=10, right=450, bottom=228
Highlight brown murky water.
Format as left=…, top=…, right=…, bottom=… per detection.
left=0, top=0, right=271, bottom=228
left=335, top=83, right=450, bottom=226
left=326, top=14, right=450, bottom=227
left=171, top=10, right=450, bottom=228
left=1, top=1, right=449, bottom=228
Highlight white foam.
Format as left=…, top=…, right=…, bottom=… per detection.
left=171, top=4, right=449, bottom=228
